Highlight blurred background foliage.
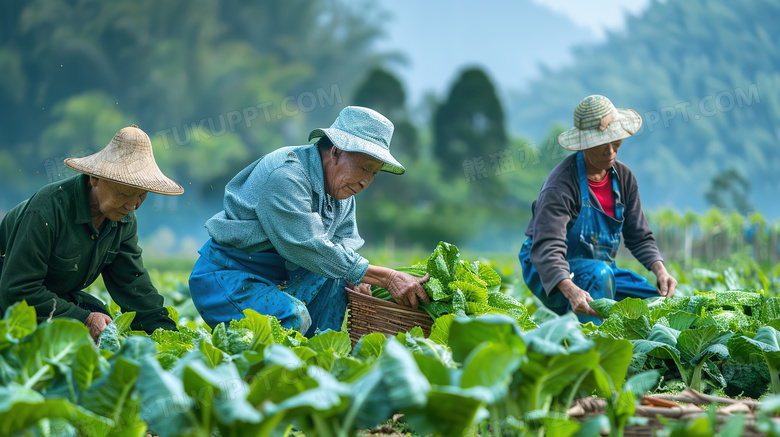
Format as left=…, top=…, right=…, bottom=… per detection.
left=1, top=0, right=779, bottom=262
left=507, top=0, right=780, bottom=216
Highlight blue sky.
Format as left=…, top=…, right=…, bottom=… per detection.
left=372, top=0, right=651, bottom=107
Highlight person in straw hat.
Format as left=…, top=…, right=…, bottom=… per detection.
left=189, top=106, right=430, bottom=335
left=0, top=125, right=182, bottom=341
left=518, top=95, right=677, bottom=325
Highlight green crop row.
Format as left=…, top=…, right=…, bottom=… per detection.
left=3, top=242, right=780, bottom=436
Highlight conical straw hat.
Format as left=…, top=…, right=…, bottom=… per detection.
left=558, top=95, right=642, bottom=151
left=64, top=125, right=184, bottom=195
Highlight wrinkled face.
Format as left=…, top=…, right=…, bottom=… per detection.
left=325, top=149, right=383, bottom=200
left=583, top=139, right=623, bottom=173
left=90, top=177, right=148, bottom=221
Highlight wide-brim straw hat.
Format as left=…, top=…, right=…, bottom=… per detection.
left=558, top=95, right=643, bottom=151
left=64, top=125, right=184, bottom=195
left=308, top=106, right=405, bottom=175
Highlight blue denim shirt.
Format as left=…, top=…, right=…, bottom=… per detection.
left=204, top=145, right=369, bottom=285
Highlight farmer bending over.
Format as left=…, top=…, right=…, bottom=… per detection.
left=189, top=106, right=430, bottom=336
left=519, top=95, right=677, bottom=324
left=0, top=125, right=181, bottom=341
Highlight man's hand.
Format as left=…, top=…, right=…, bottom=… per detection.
left=651, top=261, right=677, bottom=298
left=557, top=279, right=599, bottom=317
left=85, top=312, right=112, bottom=343
left=345, top=281, right=372, bottom=296
left=361, top=265, right=431, bottom=309
left=387, top=271, right=431, bottom=309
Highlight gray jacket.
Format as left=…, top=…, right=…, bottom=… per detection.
left=525, top=153, right=663, bottom=293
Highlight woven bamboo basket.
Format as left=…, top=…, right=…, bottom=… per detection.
left=567, top=388, right=773, bottom=437
left=346, top=289, right=434, bottom=346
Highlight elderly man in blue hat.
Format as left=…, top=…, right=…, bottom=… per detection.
left=189, top=106, right=430, bottom=335
left=519, top=95, right=677, bottom=325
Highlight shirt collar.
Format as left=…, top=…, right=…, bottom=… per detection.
left=301, top=144, right=327, bottom=198
left=610, top=163, right=620, bottom=182
left=73, top=174, right=93, bottom=225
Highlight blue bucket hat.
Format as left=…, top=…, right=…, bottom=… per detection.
left=308, top=106, right=405, bottom=175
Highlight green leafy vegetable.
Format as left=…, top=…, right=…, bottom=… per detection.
left=589, top=298, right=617, bottom=320
left=370, top=242, right=535, bottom=330
left=728, top=326, right=780, bottom=394
left=98, top=322, right=120, bottom=353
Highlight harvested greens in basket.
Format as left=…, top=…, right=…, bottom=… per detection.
left=371, top=241, right=538, bottom=331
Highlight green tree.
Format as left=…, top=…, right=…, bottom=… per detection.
left=749, top=211, right=767, bottom=262
left=725, top=210, right=746, bottom=254
left=700, top=208, right=725, bottom=259
left=353, top=68, right=406, bottom=119
left=704, top=168, right=752, bottom=214
left=771, top=219, right=780, bottom=264
left=0, top=0, right=392, bottom=224
left=508, top=0, right=780, bottom=216
left=37, top=92, right=132, bottom=160
left=217, top=0, right=394, bottom=128
left=433, top=68, right=508, bottom=178
left=682, top=210, right=699, bottom=267
left=433, top=67, right=508, bottom=203
left=352, top=68, right=419, bottom=159
left=653, top=208, right=682, bottom=260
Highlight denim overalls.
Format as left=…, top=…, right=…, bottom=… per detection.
left=518, top=151, right=657, bottom=324
left=189, top=239, right=346, bottom=337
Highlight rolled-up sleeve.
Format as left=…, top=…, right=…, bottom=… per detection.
left=256, top=167, right=369, bottom=284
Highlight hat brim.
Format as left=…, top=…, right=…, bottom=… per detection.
left=64, top=158, right=184, bottom=195
left=309, top=128, right=405, bottom=175
left=558, top=108, right=642, bottom=151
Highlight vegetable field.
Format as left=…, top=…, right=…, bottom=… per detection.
left=2, top=244, right=780, bottom=436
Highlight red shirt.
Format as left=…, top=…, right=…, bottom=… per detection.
left=588, top=173, right=615, bottom=218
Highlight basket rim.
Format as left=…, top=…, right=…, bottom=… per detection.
left=346, top=288, right=431, bottom=315
left=346, top=288, right=434, bottom=344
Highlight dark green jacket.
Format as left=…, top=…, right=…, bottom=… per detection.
left=0, top=174, right=175, bottom=333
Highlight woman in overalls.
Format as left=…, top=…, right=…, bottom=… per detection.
left=518, top=95, right=677, bottom=324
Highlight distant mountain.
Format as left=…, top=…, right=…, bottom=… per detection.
left=372, top=0, right=600, bottom=107
left=506, top=0, right=780, bottom=218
